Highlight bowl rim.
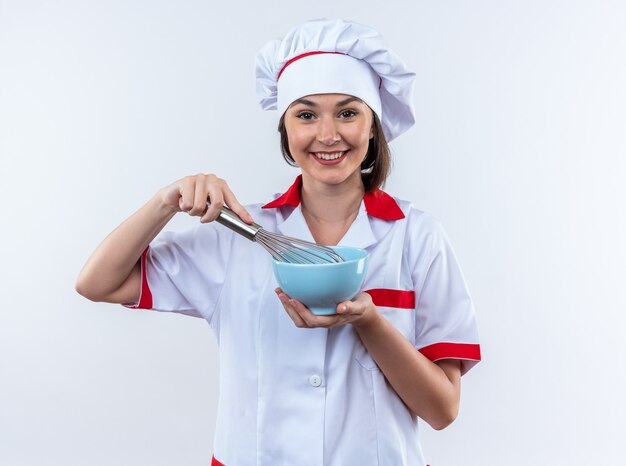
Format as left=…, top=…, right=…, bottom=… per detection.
left=271, top=246, right=368, bottom=267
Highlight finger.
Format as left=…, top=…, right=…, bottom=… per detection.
left=189, top=174, right=209, bottom=216
left=336, top=302, right=349, bottom=314
left=275, top=290, right=307, bottom=328
left=222, top=183, right=254, bottom=224
left=306, top=313, right=342, bottom=328
left=336, top=299, right=364, bottom=317
left=342, top=292, right=373, bottom=313
left=178, top=176, right=196, bottom=213
left=202, top=175, right=225, bottom=222
left=275, top=289, right=340, bottom=328
left=353, top=292, right=374, bottom=306
left=290, top=299, right=339, bottom=328
left=285, top=302, right=308, bottom=328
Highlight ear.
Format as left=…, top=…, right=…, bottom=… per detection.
left=370, top=126, right=374, bottom=139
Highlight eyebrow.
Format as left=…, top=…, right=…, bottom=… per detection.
left=290, top=96, right=361, bottom=108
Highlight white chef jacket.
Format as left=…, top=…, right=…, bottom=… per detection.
left=125, top=176, right=481, bottom=466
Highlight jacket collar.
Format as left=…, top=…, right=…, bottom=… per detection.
left=274, top=200, right=377, bottom=249
left=262, top=175, right=405, bottom=221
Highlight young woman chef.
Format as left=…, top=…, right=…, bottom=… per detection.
left=76, top=18, right=481, bottom=466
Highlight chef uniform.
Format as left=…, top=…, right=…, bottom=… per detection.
left=125, top=19, right=481, bottom=466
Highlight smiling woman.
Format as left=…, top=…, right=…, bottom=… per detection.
left=283, top=94, right=373, bottom=189
left=279, top=96, right=391, bottom=192
left=75, top=18, right=480, bottom=466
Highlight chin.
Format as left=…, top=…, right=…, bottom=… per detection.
left=310, top=169, right=362, bottom=187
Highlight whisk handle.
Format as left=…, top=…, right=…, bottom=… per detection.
left=215, top=206, right=262, bottom=241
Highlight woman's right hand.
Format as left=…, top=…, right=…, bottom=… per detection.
left=158, top=173, right=254, bottom=224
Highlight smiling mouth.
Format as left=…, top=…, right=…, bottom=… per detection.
left=312, top=150, right=348, bottom=161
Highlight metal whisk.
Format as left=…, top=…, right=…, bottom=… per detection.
left=214, top=206, right=344, bottom=264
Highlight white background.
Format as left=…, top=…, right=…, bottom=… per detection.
left=1, top=1, right=625, bottom=465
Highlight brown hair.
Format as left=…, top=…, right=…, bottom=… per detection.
left=277, top=112, right=391, bottom=192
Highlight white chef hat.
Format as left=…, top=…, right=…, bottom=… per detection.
left=255, top=18, right=416, bottom=142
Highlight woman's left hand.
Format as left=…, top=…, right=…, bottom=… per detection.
left=275, top=289, right=379, bottom=329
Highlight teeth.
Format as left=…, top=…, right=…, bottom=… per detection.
left=314, top=151, right=345, bottom=160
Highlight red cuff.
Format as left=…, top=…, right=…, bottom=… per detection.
left=419, top=342, right=481, bottom=363
left=122, top=246, right=153, bottom=310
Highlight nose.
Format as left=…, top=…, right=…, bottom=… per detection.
left=316, top=117, right=341, bottom=146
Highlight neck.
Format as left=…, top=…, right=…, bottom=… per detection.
left=300, top=172, right=365, bottom=225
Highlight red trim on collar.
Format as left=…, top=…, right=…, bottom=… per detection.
left=363, top=190, right=405, bottom=221
left=262, top=175, right=303, bottom=209
left=262, top=176, right=405, bottom=221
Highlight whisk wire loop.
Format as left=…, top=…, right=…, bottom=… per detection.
left=215, top=205, right=344, bottom=264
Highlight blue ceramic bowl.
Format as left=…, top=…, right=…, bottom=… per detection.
left=272, top=246, right=369, bottom=315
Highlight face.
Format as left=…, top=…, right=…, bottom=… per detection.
left=283, top=93, right=374, bottom=188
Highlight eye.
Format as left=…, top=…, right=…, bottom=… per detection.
left=296, top=111, right=315, bottom=120
left=339, top=109, right=358, bottom=119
